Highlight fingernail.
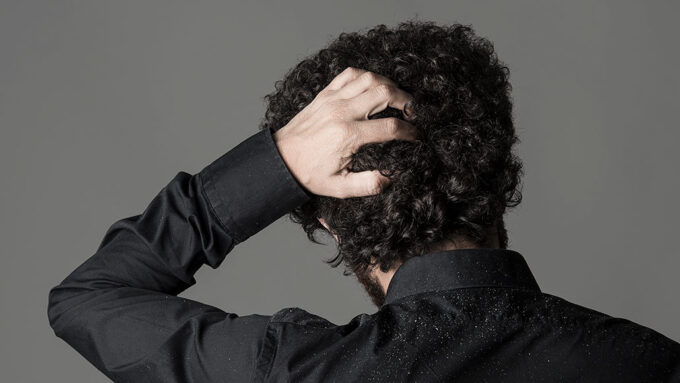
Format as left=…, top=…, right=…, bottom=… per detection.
left=403, top=100, right=416, bottom=119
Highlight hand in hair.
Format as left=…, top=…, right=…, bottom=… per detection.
left=273, top=66, right=417, bottom=199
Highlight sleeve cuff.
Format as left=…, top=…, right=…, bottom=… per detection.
left=198, top=128, right=312, bottom=244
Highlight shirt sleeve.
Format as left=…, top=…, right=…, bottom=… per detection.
left=47, top=128, right=312, bottom=382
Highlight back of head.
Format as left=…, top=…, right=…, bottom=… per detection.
left=260, top=20, right=523, bottom=277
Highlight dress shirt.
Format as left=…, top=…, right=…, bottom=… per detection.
left=48, top=128, right=680, bottom=382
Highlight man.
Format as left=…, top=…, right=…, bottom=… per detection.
left=48, top=21, right=679, bottom=382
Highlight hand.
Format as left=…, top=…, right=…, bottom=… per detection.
left=273, top=67, right=418, bottom=199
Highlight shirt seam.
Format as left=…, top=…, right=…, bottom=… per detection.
left=249, top=310, right=352, bottom=381
left=250, top=319, right=280, bottom=382
left=266, top=319, right=344, bottom=329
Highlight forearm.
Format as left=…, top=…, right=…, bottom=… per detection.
left=47, top=128, right=311, bottom=380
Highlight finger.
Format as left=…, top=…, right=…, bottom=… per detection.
left=325, top=67, right=367, bottom=91
left=331, top=170, right=391, bottom=199
left=349, top=83, right=414, bottom=120
left=354, top=117, right=418, bottom=146
left=335, top=71, right=397, bottom=100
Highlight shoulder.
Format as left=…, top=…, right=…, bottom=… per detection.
left=538, top=292, right=677, bottom=344
left=586, top=317, right=680, bottom=381
left=537, top=293, right=680, bottom=381
left=269, top=306, right=338, bottom=328
left=251, top=307, right=378, bottom=381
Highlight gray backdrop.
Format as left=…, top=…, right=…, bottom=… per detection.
left=1, top=1, right=678, bottom=381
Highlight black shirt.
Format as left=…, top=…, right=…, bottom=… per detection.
left=48, top=128, right=680, bottom=382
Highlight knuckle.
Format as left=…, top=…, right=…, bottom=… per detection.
left=361, top=71, right=379, bottom=85
left=344, top=66, right=359, bottom=75
left=374, top=83, right=394, bottom=98
left=344, top=67, right=364, bottom=80
left=385, top=117, right=400, bottom=133
left=369, top=176, right=384, bottom=194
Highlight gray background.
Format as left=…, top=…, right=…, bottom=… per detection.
left=1, top=1, right=678, bottom=381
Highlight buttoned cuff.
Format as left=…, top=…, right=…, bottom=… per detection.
left=198, top=128, right=312, bottom=244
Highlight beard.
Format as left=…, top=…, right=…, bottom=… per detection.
left=354, top=266, right=386, bottom=308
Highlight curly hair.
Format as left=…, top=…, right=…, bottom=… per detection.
left=259, top=19, right=524, bottom=278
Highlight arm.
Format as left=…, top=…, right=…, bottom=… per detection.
left=47, top=128, right=311, bottom=382
left=48, top=66, right=416, bottom=382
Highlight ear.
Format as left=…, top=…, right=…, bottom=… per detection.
left=317, top=217, right=340, bottom=242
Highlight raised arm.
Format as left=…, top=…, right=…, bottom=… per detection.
left=47, top=128, right=311, bottom=382
left=47, top=66, right=417, bottom=382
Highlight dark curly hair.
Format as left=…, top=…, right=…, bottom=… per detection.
left=259, top=19, right=523, bottom=278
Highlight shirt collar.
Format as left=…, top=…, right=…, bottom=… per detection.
left=383, top=248, right=540, bottom=306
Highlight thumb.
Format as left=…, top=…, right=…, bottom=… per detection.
left=333, top=170, right=391, bottom=199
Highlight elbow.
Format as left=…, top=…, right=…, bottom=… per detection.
left=47, top=283, right=74, bottom=336
left=47, top=284, right=63, bottom=334
left=47, top=280, right=112, bottom=336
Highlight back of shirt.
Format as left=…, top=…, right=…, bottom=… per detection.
left=47, top=130, right=679, bottom=382
left=256, top=288, right=680, bottom=382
